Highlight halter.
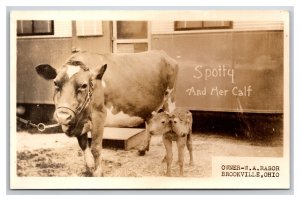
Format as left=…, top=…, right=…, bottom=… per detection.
left=56, top=80, right=94, bottom=119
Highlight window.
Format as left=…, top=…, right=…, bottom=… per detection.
left=76, top=20, right=103, bottom=36
left=17, top=20, right=54, bottom=36
left=174, top=21, right=232, bottom=31
left=117, top=21, right=148, bottom=39
left=113, top=21, right=150, bottom=53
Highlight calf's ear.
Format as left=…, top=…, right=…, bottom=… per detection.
left=36, top=64, right=57, bottom=80
left=92, top=64, right=107, bottom=80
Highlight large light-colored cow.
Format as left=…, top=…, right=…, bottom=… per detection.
left=35, top=50, right=178, bottom=176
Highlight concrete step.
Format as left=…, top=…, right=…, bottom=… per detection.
left=102, top=127, right=145, bottom=150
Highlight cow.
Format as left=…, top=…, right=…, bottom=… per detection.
left=35, top=50, right=178, bottom=176
left=148, top=108, right=193, bottom=176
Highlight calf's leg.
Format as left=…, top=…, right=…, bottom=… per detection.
left=176, top=137, right=186, bottom=176
left=162, top=136, right=173, bottom=176
left=186, top=133, right=194, bottom=165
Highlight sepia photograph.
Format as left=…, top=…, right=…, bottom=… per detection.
left=10, top=10, right=290, bottom=189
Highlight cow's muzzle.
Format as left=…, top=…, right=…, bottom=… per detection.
left=55, top=107, right=76, bottom=132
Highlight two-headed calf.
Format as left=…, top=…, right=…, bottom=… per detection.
left=148, top=108, right=194, bottom=176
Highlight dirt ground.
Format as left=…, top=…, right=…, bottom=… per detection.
left=16, top=131, right=283, bottom=177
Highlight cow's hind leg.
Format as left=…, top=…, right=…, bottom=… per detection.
left=77, top=133, right=95, bottom=176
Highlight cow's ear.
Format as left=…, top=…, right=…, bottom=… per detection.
left=36, top=64, right=57, bottom=80
left=92, top=64, right=107, bottom=80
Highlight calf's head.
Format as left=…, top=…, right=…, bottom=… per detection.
left=170, top=109, right=192, bottom=137
left=147, top=112, right=172, bottom=136
left=35, top=60, right=107, bottom=135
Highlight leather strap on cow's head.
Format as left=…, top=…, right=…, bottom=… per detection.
left=57, top=79, right=94, bottom=118
left=75, top=80, right=94, bottom=116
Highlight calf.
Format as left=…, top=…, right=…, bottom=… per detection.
left=148, top=108, right=193, bottom=176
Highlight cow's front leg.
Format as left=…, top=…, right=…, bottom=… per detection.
left=138, top=121, right=152, bottom=156
left=91, top=112, right=105, bottom=177
left=77, top=133, right=94, bottom=176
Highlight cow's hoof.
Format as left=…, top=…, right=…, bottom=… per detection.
left=138, top=149, right=147, bottom=156
left=165, top=172, right=171, bottom=177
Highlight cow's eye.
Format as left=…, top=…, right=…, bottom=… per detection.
left=78, top=83, right=88, bottom=92
left=161, top=120, right=165, bottom=124
left=80, top=84, right=88, bottom=89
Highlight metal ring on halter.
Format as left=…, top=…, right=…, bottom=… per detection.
left=37, top=123, right=46, bottom=132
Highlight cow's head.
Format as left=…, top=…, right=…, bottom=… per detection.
left=35, top=60, right=107, bottom=136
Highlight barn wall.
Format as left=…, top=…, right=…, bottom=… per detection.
left=151, top=31, right=283, bottom=113
left=17, top=38, right=73, bottom=104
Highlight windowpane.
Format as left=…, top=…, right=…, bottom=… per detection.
left=33, top=21, right=52, bottom=33
left=117, top=21, right=148, bottom=39
left=116, top=43, right=148, bottom=53
left=175, top=21, right=203, bottom=30
left=17, top=20, right=33, bottom=35
left=17, top=20, right=54, bottom=36
left=76, top=20, right=103, bottom=36
left=133, top=43, right=148, bottom=52
left=175, top=21, right=232, bottom=31
left=203, top=21, right=232, bottom=28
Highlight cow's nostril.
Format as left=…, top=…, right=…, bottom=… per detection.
left=56, top=111, right=73, bottom=124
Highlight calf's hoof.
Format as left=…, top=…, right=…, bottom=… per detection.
left=84, top=171, right=93, bottom=177
left=85, top=166, right=95, bottom=177
left=93, top=168, right=104, bottom=177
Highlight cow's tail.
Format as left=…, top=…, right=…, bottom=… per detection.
left=162, top=51, right=179, bottom=113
